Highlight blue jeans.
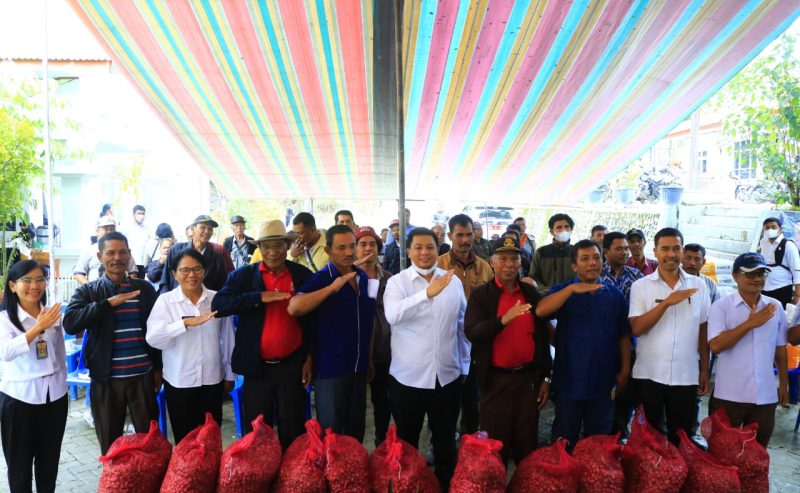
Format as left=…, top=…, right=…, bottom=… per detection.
left=556, top=394, right=613, bottom=451
left=314, top=373, right=367, bottom=443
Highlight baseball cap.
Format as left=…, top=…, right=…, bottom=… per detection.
left=491, top=235, right=521, bottom=255
left=193, top=214, right=219, bottom=228
left=97, top=216, right=116, bottom=228
left=626, top=228, right=646, bottom=241
left=733, top=252, right=771, bottom=273
left=355, top=226, right=383, bottom=250
left=230, top=215, right=246, bottom=224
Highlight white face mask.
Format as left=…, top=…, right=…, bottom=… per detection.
left=555, top=231, right=571, bottom=243
left=765, top=228, right=780, bottom=239
left=412, top=262, right=437, bottom=276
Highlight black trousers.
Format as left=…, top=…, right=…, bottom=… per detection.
left=634, top=378, right=697, bottom=445
left=763, top=284, right=793, bottom=308
left=459, top=363, right=479, bottom=435
left=369, top=362, right=392, bottom=446
left=612, top=348, right=638, bottom=437
left=389, top=375, right=461, bottom=490
left=91, top=372, right=158, bottom=455
left=164, top=380, right=223, bottom=444
left=242, top=350, right=307, bottom=450
left=0, top=392, right=68, bottom=493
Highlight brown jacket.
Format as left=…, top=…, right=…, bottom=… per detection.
left=464, top=280, right=552, bottom=394
left=437, top=251, right=494, bottom=300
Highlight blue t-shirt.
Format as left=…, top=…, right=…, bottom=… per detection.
left=547, top=277, right=629, bottom=399
left=297, top=262, right=376, bottom=379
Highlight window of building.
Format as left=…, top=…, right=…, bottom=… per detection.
left=696, top=150, right=708, bottom=174
left=733, top=140, right=756, bottom=179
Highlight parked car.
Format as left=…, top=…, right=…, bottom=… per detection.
left=461, top=205, right=515, bottom=237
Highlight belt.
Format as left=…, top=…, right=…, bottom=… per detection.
left=262, top=348, right=302, bottom=365
left=490, top=363, right=535, bottom=375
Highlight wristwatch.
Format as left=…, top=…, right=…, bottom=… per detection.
left=543, top=377, right=552, bottom=384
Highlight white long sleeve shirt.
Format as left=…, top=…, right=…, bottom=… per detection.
left=146, top=286, right=235, bottom=388
left=0, top=306, right=67, bottom=404
left=384, top=266, right=470, bottom=389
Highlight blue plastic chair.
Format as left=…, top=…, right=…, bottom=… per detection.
left=156, top=385, right=168, bottom=438
left=65, top=336, right=91, bottom=405
left=230, top=375, right=245, bottom=438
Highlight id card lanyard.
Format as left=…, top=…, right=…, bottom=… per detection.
left=35, top=337, right=48, bottom=360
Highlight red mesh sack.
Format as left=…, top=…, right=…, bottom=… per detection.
left=508, top=439, right=580, bottom=493
left=98, top=421, right=172, bottom=493
left=369, top=426, right=441, bottom=493
left=621, top=408, right=687, bottom=493
left=160, top=412, right=222, bottom=493
left=572, top=434, right=626, bottom=493
left=216, top=414, right=282, bottom=492
left=450, top=431, right=506, bottom=493
left=677, top=429, right=740, bottom=493
left=273, top=419, right=327, bottom=493
left=701, top=408, right=769, bottom=493
left=323, top=428, right=370, bottom=492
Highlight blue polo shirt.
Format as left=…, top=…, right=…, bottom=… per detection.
left=297, top=262, right=376, bottom=379
left=547, top=277, right=630, bottom=400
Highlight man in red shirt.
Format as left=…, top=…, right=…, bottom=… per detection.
left=212, top=220, right=313, bottom=449
left=464, top=236, right=552, bottom=465
left=626, top=228, right=658, bottom=275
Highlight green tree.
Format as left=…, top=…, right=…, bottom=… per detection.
left=713, top=32, right=800, bottom=207
left=0, top=74, right=44, bottom=281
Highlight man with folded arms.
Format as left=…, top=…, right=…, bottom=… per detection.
left=707, top=252, right=788, bottom=447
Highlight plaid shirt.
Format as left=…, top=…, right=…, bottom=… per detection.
left=599, top=263, right=643, bottom=302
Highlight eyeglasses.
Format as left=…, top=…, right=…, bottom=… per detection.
left=741, top=270, right=769, bottom=279
left=177, top=266, right=204, bottom=275
left=16, top=277, right=48, bottom=286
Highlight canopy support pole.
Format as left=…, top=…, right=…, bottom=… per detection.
left=42, top=0, right=55, bottom=296
left=394, top=0, right=406, bottom=269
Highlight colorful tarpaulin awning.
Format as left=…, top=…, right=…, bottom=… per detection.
left=68, top=0, right=800, bottom=202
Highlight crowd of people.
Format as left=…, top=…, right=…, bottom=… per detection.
left=1, top=204, right=799, bottom=491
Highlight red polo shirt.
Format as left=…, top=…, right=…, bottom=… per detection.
left=259, top=263, right=302, bottom=360
left=491, top=278, right=536, bottom=368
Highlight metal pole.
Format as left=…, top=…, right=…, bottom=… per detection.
left=394, top=0, right=407, bottom=269
left=42, top=0, right=56, bottom=298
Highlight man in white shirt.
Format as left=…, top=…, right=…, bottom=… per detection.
left=629, top=227, right=711, bottom=445
left=123, top=205, right=150, bottom=279
left=759, top=216, right=800, bottom=307
left=73, top=217, right=138, bottom=284
left=384, top=227, right=469, bottom=491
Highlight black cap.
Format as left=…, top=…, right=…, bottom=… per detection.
left=193, top=214, right=219, bottom=228
left=626, top=228, right=645, bottom=241
left=230, top=215, right=246, bottom=224
left=491, top=236, right=521, bottom=255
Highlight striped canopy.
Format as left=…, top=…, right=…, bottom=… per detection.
left=69, top=0, right=800, bottom=202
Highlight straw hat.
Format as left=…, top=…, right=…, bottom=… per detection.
left=249, top=220, right=291, bottom=245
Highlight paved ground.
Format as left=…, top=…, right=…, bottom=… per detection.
left=1, top=387, right=799, bottom=492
